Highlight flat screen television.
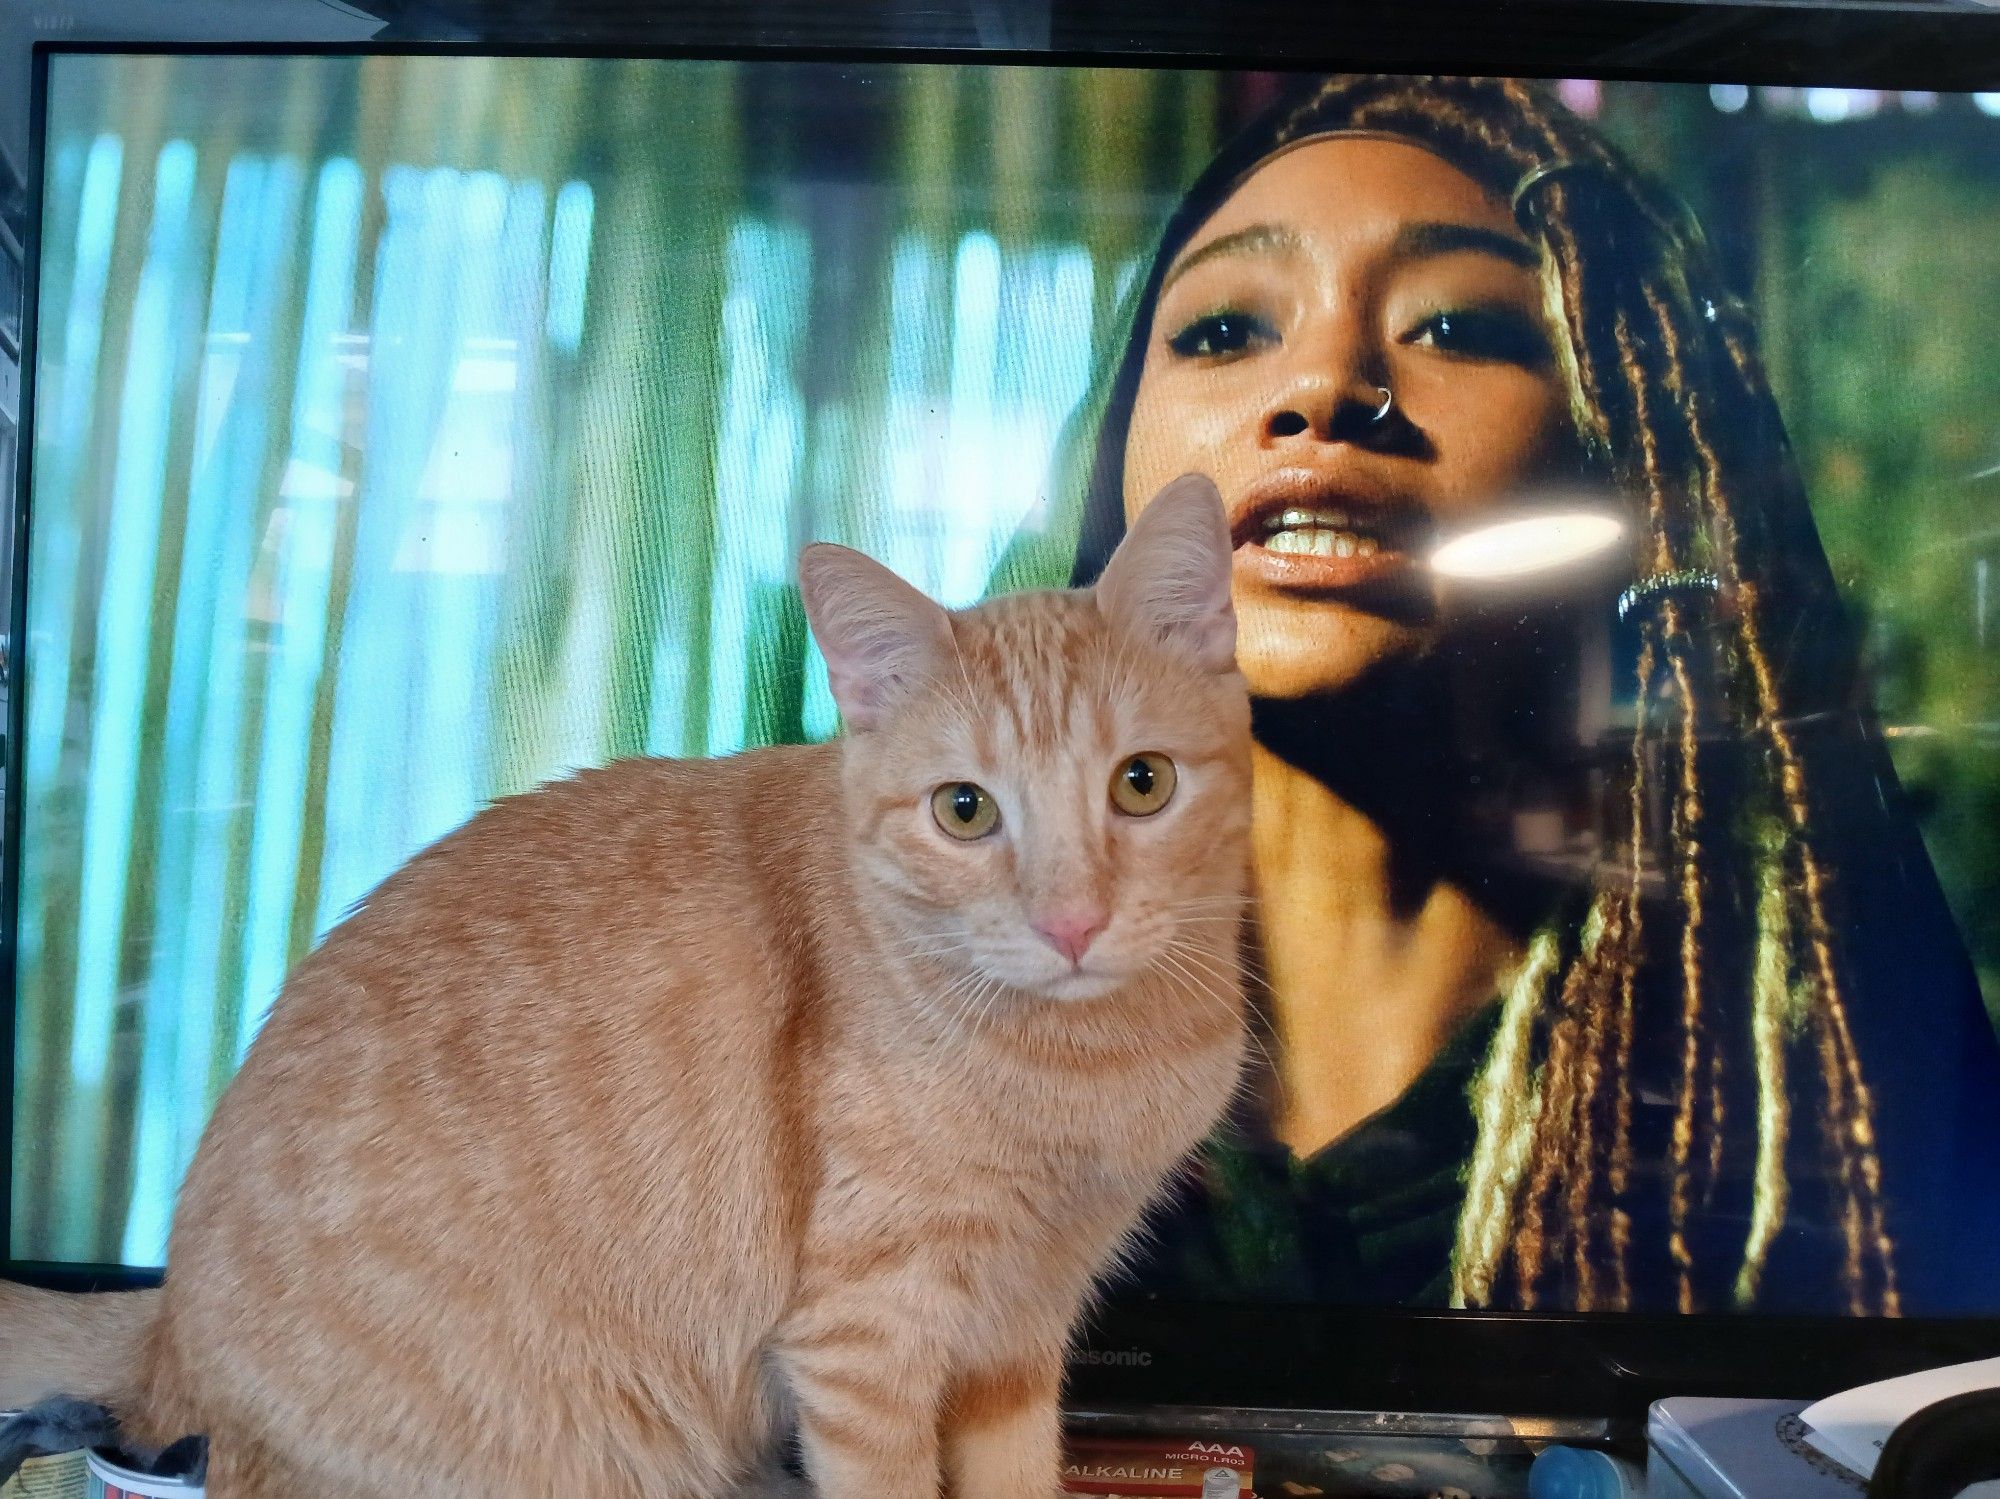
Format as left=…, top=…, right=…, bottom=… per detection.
left=9, top=0, right=2000, bottom=1422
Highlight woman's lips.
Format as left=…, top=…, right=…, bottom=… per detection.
left=1228, top=475, right=1431, bottom=596
left=1233, top=537, right=1416, bottom=593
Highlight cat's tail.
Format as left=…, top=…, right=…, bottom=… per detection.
left=0, top=1281, right=160, bottom=1411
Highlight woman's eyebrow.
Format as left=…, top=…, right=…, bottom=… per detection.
left=1392, top=220, right=1541, bottom=270
left=1160, top=219, right=1539, bottom=297
left=1160, top=222, right=1303, bottom=295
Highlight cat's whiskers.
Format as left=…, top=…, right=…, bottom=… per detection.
left=933, top=982, right=988, bottom=1035
left=939, top=970, right=1009, bottom=1034
left=914, top=670, right=981, bottom=736
left=1157, top=906, right=1251, bottom=930
left=1152, top=946, right=1228, bottom=1002
left=1091, top=615, right=1134, bottom=709
left=1155, top=937, right=1260, bottom=1027
left=1158, top=910, right=1252, bottom=944
left=1163, top=952, right=1266, bottom=1072
left=973, top=976, right=1014, bottom=1030
left=1159, top=933, right=1239, bottom=970
left=1103, top=621, right=1143, bottom=706
left=929, top=963, right=1021, bottom=1034
left=890, top=936, right=976, bottom=961
left=943, top=672, right=986, bottom=729
left=1149, top=960, right=1275, bottom=1079
left=1159, top=946, right=1250, bottom=1018
left=947, top=634, right=984, bottom=718
left=1152, top=963, right=1256, bottom=1071
left=933, top=964, right=993, bottom=1009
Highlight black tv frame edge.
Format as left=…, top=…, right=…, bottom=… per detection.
left=9, top=5, right=2000, bottom=1422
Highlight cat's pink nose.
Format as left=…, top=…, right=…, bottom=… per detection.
left=1033, top=910, right=1108, bottom=966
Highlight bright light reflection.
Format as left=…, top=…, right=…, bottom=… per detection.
left=1430, top=511, right=1625, bottom=581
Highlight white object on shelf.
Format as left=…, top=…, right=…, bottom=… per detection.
left=1800, top=1354, right=2000, bottom=1489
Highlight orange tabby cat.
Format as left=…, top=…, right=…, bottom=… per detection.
left=0, top=474, right=1251, bottom=1499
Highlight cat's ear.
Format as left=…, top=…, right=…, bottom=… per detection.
left=798, top=543, right=955, bottom=731
left=1094, top=473, right=1237, bottom=674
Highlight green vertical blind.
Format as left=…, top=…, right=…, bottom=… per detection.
left=14, top=54, right=1216, bottom=1264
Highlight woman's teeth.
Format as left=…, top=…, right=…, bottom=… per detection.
left=1260, top=507, right=1383, bottom=558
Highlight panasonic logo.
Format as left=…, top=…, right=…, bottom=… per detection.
left=1073, top=1349, right=1153, bottom=1367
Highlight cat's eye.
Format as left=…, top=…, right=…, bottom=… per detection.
left=1110, top=754, right=1177, bottom=817
left=931, top=782, right=1000, bottom=840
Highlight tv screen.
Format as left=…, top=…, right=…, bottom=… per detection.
left=10, top=47, right=2000, bottom=1350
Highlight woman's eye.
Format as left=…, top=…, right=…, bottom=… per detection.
left=1110, top=754, right=1178, bottom=817
left=1405, top=307, right=1551, bottom=366
left=931, top=782, right=1000, bottom=840
left=1166, top=310, right=1277, bottom=360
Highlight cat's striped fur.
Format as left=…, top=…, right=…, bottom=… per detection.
left=0, top=475, right=1252, bottom=1499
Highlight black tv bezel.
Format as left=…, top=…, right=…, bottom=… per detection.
left=10, top=7, right=2000, bottom=1423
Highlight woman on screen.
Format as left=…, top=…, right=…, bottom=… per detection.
left=1053, top=74, right=2000, bottom=1315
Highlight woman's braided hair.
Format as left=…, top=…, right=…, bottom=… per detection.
left=1242, top=76, right=1893, bottom=1314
